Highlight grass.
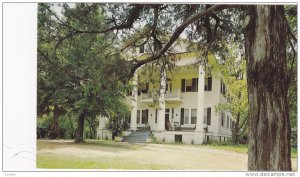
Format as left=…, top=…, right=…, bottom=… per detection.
left=202, top=141, right=298, bottom=158
left=37, top=140, right=170, bottom=169
left=37, top=140, right=297, bottom=169
left=37, top=139, right=141, bottom=150
left=37, top=153, right=170, bottom=169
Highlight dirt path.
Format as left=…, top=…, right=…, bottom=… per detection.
left=37, top=140, right=297, bottom=170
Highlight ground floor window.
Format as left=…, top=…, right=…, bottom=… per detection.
left=142, top=109, right=148, bottom=124
left=191, top=109, right=197, bottom=124
left=220, top=112, right=225, bottom=126
left=184, top=109, right=189, bottom=124
left=137, top=110, right=140, bottom=124
left=226, top=116, right=229, bottom=129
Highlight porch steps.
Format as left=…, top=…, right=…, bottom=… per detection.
left=123, top=130, right=151, bottom=143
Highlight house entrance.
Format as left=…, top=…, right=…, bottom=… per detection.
left=165, top=109, right=171, bottom=130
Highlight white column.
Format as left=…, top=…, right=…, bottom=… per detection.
left=157, top=68, right=166, bottom=131
left=196, top=64, right=205, bottom=132
left=99, top=116, right=106, bottom=129
left=130, top=71, right=138, bottom=131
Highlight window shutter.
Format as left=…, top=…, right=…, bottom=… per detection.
left=204, top=108, right=207, bottom=124
left=208, top=77, right=212, bottom=91
left=192, top=78, right=197, bottom=92
left=196, top=78, right=199, bottom=91
left=181, top=79, right=185, bottom=92
left=180, top=108, right=184, bottom=125
left=207, top=107, right=211, bottom=125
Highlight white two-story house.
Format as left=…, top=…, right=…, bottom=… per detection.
left=97, top=42, right=233, bottom=144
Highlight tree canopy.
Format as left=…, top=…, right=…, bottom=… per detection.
left=37, top=3, right=297, bottom=170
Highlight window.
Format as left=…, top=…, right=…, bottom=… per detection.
left=171, top=108, right=174, bottom=122
left=180, top=108, right=184, bottom=125
left=166, top=81, right=172, bottom=92
left=127, top=90, right=132, bottom=96
left=140, top=83, right=149, bottom=93
left=204, top=108, right=211, bottom=125
left=155, top=109, right=158, bottom=123
left=139, top=45, right=144, bottom=54
left=181, top=78, right=198, bottom=92
left=186, top=79, right=192, bottom=92
left=221, top=112, right=225, bottom=126
left=137, top=110, right=140, bottom=124
left=205, top=77, right=212, bottom=91
left=127, top=113, right=131, bottom=124
left=204, top=109, right=207, bottom=124
left=191, top=109, right=197, bottom=124
left=184, top=109, right=189, bottom=124
left=226, top=116, right=229, bottom=129
left=220, top=80, right=226, bottom=95
left=180, top=108, right=189, bottom=125
left=142, top=109, right=148, bottom=124
left=165, top=108, right=170, bottom=114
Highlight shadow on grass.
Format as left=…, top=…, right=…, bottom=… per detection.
left=37, top=139, right=145, bottom=152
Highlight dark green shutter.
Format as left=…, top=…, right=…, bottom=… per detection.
left=181, top=79, right=185, bottom=92
left=192, top=78, right=197, bottom=92
left=207, top=107, right=211, bottom=125
left=208, top=77, right=212, bottom=91
left=146, top=109, right=149, bottom=123
left=180, top=108, right=184, bottom=125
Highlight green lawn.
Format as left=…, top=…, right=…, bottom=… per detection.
left=203, top=142, right=298, bottom=158
left=37, top=140, right=171, bottom=169
left=37, top=153, right=170, bottom=169
left=37, top=140, right=297, bottom=170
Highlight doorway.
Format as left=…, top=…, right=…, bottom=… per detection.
left=165, top=108, right=171, bottom=130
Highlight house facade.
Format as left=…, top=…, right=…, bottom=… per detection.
left=97, top=44, right=233, bottom=144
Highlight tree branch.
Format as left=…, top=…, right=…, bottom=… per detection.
left=128, top=4, right=241, bottom=78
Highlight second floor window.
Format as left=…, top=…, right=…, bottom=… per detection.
left=181, top=78, right=198, bottom=92
left=205, top=77, right=212, bottom=91
left=220, top=80, right=226, bottom=95
left=139, top=45, right=144, bottom=54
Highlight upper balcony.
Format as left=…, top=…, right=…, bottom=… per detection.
left=141, top=90, right=182, bottom=103
left=141, top=92, right=157, bottom=103
left=166, top=90, right=182, bottom=102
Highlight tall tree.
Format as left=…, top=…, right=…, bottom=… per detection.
left=244, top=5, right=291, bottom=171
left=37, top=3, right=129, bottom=143
left=40, top=3, right=296, bottom=170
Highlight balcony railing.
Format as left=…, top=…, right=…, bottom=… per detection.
left=141, top=90, right=181, bottom=103
left=141, top=92, right=159, bottom=103
left=166, top=90, right=181, bottom=100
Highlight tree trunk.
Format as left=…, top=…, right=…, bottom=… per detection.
left=49, top=105, right=60, bottom=139
left=232, top=113, right=240, bottom=144
left=75, top=109, right=87, bottom=143
left=244, top=5, right=291, bottom=171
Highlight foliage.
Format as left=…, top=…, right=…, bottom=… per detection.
left=106, top=108, right=130, bottom=139
left=285, top=5, right=297, bottom=148
left=37, top=3, right=130, bottom=142
left=215, top=43, right=248, bottom=143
